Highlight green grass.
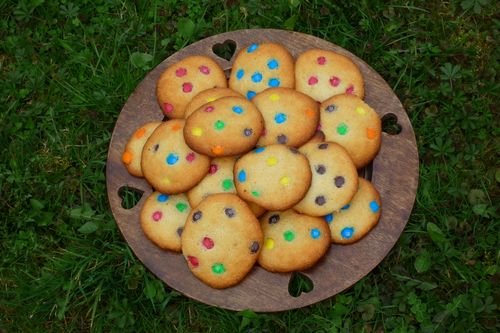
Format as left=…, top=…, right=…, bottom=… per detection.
left=1, top=0, right=498, bottom=332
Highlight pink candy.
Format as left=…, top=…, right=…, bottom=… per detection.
left=308, top=76, right=318, bottom=85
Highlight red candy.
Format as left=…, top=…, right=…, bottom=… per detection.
left=182, top=82, right=193, bottom=93
left=186, top=152, right=196, bottom=162
left=346, top=85, right=354, bottom=94
left=163, top=103, right=174, bottom=114
left=308, top=76, right=318, bottom=85
left=202, top=237, right=214, bottom=249
left=205, top=106, right=214, bottom=112
left=175, top=67, right=187, bottom=77
left=199, top=65, right=210, bottom=74
left=329, top=76, right=340, bottom=87
left=317, top=56, right=326, bottom=65
left=152, top=211, right=162, bottom=222
left=187, top=255, right=199, bottom=267
left=209, top=164, right=218, bottom=174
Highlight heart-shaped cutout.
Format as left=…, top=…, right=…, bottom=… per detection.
left=118, top=186, right=143, bottom=209
left=381, top=113, right=402, bottom=135
left=288, top=272, right=314, bottom=297
left=212, top=39, right=237, bottom=62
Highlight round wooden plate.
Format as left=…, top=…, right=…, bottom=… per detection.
left=106, top=29, right=419, bottom=312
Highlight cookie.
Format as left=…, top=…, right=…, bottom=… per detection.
left=327, top=178, right=381, bottom=244
left=141, top=119, right=210, bottom=194
left=122, top=121, right=161, bottom=177
left=258, top=210, right=330, bottom=272
left=181, top=194, right=263, bottom=289
left=295, top=49, right=364, bottom=102
left=229, top=43, right=294, bottom=100
left=252, top=88, right=319, bottom=147
left=234, top=144, right=312, bottom=211
left=184, top=96, right=264, bottom=157
left=320, top=94, right=381, bottom=168
left=157, top=56, right=227, bottom=119
left=184, top=87, right=243, bottom=118
left=294, top=142, right=358, bottom=216
left=140, top=191, right=191, bottom=252
left=187, top=157, right=266, bottom=217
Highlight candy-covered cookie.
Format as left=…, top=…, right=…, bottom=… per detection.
left=327, top=178, right=381, bottom=244
left=234, top=145, right=312, bottom=211
left=157, top=56, right=227, bottom=118
left=229, top=43, right=294, bottom=100
left=184, top=88, right=243, bottom=118
left=140, top=191, right=191, bottom=252
left=252, top=88, right=319, bottom=147
left=320, top=94, right=381, bottom=168
left=294, top=142, right=358, bottom=216
left=122, top=121, right=161, bottom=177
left=141, top=120, right=210, bottom=194
left=295, top=49, right=364, bottom=102
left=184, top=96, right=264, bottom=157
left=258, top=210, right=330, bottom=272
left=187, top=157, right=266, bottom=217
left=181, top=194, right=263, bottom=289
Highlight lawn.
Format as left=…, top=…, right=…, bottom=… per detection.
left=1, top=0, right=498, bottom=332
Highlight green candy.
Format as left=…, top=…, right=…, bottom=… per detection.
left=212, top=263, right=226, bottom=274
left=214, top=120, right=225, bottom=130
left=337, top=123, right=349, bottom=136
left=222, top=179, right=233, bottom=191
left=283, top=230, right=295, bottom=242
left=176, top=202, right=188, bottom=212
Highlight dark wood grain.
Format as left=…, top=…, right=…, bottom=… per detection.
left=106, top=29, right=419, bottom=312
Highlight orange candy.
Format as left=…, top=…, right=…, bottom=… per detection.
left=122, top=151, right=132, bottom=164
left=171, top=123, right=182, bottom=131
left=305, top=108, right=315, bottom=118
left=366, top=128, right=377, bottom=140
left=134, top=127, right=147, bottom=139
left=211, top=145, right=224, bottom=155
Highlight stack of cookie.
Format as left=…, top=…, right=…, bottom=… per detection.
left=121, top=43, right=382, bottom=289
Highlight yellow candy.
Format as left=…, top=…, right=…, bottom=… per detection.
left=264, top=238, right=275, bottom=249
left=191, top=128, right=203, bottom=137
left=206, top=97, right=216, bottom=102
left=355, top=106, right=366, bottom=115
left=266, top=156, right=278, bottom=166
left=280, top=176, right=290, bottom=186
left=269, top=94, right=280, bottom=101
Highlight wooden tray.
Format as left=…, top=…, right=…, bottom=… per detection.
left=106, top=29, right=419, bottom=312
